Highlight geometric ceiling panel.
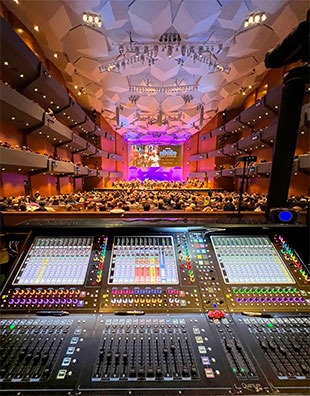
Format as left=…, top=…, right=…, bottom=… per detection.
left=198, top=72, right=227, bottom=93
left=128, top=0, right=172, bottom=37
left=137, top=96, right=159, bottom=112
left=173, top=0, right=221, bottom=37
left=270, top=4, right=299, bottom=41
left=65, top=0, right=101, bottom=14
left=228, top=25, right=279, bottom=58
left=73, top=57, right=102, bottom=81
left=161, top=96, right=184, bottom=112
left=4, top=0, right=309, bottom=141
left=150, top=59, right=180, bottom=82
left=103, top=90, right=121, bottom=104
left=121, top=63, right=150, bottom=77
left=182, top=58, right=209, bottom=76
left=250, top=0, right=288, bottom=14
left=101, top=0, right=129, bottom=30
left=65, top=25, right=109, bottom=58
left=218, top=0, right=250, bottom=30
left=227, top=56, right=258, bottom=82
left=102, top=72, right=128, bottom=93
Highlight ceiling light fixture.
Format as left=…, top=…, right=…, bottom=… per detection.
left=53, top=53, right=58, bottom=58
left=129, top=83, right=198, bottom=95
left=244, top=12, right=266, bottom=28
left=33, top=25, right=39, bottom=32
left=99, top=41, right=230, bottom=74
left=82, top=11, right=102, bottom=28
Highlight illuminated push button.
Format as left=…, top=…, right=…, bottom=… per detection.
left=250, top=289, right=255, bottom=293
left=236, top=298, right=241, bottom=303
left=233, top=289, right=238, bottom=294
left=270, top=297, right=276, bottom=303
left=294, top=288, right=299, bottom=293
left=282, top=297, right=287, bottom=303
left=287, top=297, right=294, bottom=303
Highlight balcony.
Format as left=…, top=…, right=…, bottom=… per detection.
left=74, top=166, right=89, bottom=177
left=223, top=143, right=241, bottom=157
left=256, top=162, right=272, bottom=176
left=97, top=170, right=109, bottom=178
left=0, top=81, right=44, bottom=129
left=30, top=113, right=72, bottom=144
left=71, top=115, right=96, bottom=135
left=0, top=147, right=48, bottom=173
left=188, top=172, right=207, bottom=178
left=0, top=17, right=41, bottom=90
left=110, top=171, right=124, bottom=178
left=298, top=154, right=310, bottom=174
left=221, top=169, right=235, bottom=177
left=48, top=160, right=75, bottom=175
left=88, top=169, right=98, bottom=177
left=238, top=131, right=262, bottom=151
left=207, top=148, right=225, bottom=158
left=59, top=133, right=88, bottom=152
left=22, top=63, right=70, bottom=113
left=55, top=98, right=87, bottom=127
left=108, top=153, right=124, bottom=161
left=206, top=170, right=222, bottom=178
left=224, top=116, right=246, bottom=133
left=82, top=143, right=97, bottom=156
left=189, top=153, right=208, bottom=161
left=260, top=121, right=277, bottom=144
left=264, top=84, right=283, bottom=114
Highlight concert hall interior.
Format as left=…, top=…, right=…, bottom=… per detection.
left=0, top=1, right=309, bottom=395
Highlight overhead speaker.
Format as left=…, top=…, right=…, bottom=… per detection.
left=269, top=208, right=298, bottom=224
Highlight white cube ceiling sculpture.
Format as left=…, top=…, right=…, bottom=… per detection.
left=228, top=24, right=279, bottom=58
left=137, top=97, right=159, bottom=112
left=173, top=0, right=221, bottom=37
left=102, top=73, right=128, bottom=93
left=73, top=57, right=102, bottom=82
left=270, top=4, right=299, bottom=41
left=128, top=0, right=172, bottom=38
left=218, top=0, right=249, bottom=30
left=161, top=96, right=184, bottom=112
left=150, top=59, right=180, bottom=82
left=66, top=25, right=109, bottom=58
left=101, top=0, right=129, bottom=30
left=4, top=0, right=309, bottom=139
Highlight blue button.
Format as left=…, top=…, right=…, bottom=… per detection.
left=213, top=304, right=217, bottom=308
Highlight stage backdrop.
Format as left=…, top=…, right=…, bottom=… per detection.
left=128, top=145, right=183, bottom=181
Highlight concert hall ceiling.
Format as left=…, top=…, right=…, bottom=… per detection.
left=4, top=0, right=309, bottom=143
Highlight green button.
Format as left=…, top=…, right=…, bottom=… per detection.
left=250, top=288, right=255, bottom=293
left=239, top=289, right=244, bottom=294
left=277, top=289, right=282, bottom=294
left=9, top=324, right=15, bottom=330
left=294, top=288, right=299, bottom=293
left=289, top=289, right=294, bottom=293
left=255, top=288, right=260, bottom=293
left=260, top=288, right=265, bottom=293
left=283, top=288, right=288, bottom=293
left=233, top=289, right=238, bottom=294
left=244, top=289, right=249, bottom=294
left=268, top=323, right=273, bottom=328
left=233, top=368, right=237, bottom=373
left=266, top=289, right=271, bottom=293
left=272, top=288, right=277, bottom=293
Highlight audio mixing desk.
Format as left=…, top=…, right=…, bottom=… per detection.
left=0, top=225, right=309, bottom=395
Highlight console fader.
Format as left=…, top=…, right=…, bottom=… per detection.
left=0, top=226, right=309, bottom=395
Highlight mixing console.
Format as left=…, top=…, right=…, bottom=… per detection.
left=13, top=237, right=93, bottom=286
left=0, top=235, right=108, bottom=313
left=211, top=236, right=294, bottom=284
left=0, top=226, right=309, bottom=395
left=109, top=236, right=178, bottom=284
